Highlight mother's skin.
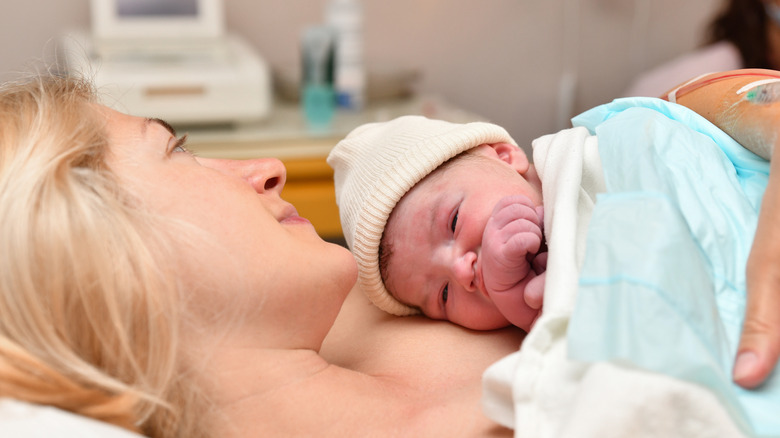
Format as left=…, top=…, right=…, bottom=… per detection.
left=321, top=286, right=523, bottom=436
left=205, top=282, right=524, bottom=436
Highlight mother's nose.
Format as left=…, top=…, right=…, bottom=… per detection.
left=200, top=157, right=287, bottom=195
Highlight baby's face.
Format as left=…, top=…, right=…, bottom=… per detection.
left=382, top=146, right=543, bottom=330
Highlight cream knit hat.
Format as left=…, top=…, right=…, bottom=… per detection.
left=327, top=115, right=517, bottom=316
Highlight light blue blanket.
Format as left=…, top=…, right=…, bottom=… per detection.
left=568, top=97, right=776, bottom=436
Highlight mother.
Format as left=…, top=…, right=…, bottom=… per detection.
left=0, top=76, right=522, bottom=437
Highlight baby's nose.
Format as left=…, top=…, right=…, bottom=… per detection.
left=452, top=251, right=478, bottom=292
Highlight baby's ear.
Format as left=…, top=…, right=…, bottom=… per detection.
left=483, top=142, right=530, bottom=174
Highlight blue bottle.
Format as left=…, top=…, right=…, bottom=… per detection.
left=301, top=26, right=336, bottom=131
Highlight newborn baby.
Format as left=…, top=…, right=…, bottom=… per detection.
left=329, top=116, right=546, bottom=331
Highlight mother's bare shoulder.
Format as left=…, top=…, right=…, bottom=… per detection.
left=321, top=286, right=524, bottom=383
left=321, top=286, right=522, bottom=436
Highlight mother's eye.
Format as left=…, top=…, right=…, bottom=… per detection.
left=170, top=135, right=192, bottom=155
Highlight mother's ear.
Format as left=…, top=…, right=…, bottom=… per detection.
left=474, top=142, right=530, bottom=174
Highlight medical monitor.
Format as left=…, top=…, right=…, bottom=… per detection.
left=90, top=0, right=224, bottom=40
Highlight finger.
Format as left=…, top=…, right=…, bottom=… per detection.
left=523, top=272, right=545, bottom=310
left=491, top=207, right=541, bottom=232
left=498, top=231, right=542, bottom=264
left=734, top=257, right=780, bottom=388
left=493, top=217, right=543, bottom=239
left=735, top=155, right=780, bottom=388
left=491, top=195, right=542, bottom=227
left=493, top=194, right=537, bottom=211
left=532, top=251, right=548, bottom=273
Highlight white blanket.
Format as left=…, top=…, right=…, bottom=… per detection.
left=0, top=398, right=144, bottom=437
left=481, top=125, right=747, bottom=438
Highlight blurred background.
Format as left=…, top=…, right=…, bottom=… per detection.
left=0, top=0, right=723, bottom=153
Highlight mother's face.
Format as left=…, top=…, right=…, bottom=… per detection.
left=100, top=106, right=357, bottom=350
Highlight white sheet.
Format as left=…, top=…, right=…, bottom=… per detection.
left=0, top=398, right=144, bottom=437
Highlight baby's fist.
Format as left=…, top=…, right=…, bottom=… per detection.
left=481, top=195, right=544, bottom=294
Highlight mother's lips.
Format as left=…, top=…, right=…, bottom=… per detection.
left=279, top=205, right=312, bottom=225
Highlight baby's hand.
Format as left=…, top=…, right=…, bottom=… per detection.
left=481, top=195, right=546, bottom=329
left=482, top=195, right=544, bottom=291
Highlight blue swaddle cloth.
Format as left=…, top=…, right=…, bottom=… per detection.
left=567, top=97, right=776, bottom=436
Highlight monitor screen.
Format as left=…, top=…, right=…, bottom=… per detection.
left=116, top=0, right=198, bottom=18
left=91, top=0, right=222, bottom=40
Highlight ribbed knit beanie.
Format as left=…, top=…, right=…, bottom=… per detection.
left=327, top=115, right=517, bottom=315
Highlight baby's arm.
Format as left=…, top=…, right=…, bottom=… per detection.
left=481, top=195, right=546, bottom=329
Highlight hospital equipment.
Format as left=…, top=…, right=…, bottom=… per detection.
left=326, top=0, right=365, bottom=110
left=60, top=0, right=272, bottom=125
left=301, top=26, right=336, bottom=130
left=743, top=80, right=780, bottom=104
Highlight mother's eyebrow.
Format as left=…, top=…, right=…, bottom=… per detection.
left=145, top=117, right=177, bottom=137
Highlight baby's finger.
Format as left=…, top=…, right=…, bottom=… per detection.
left=524, top=272, right=545, bottom=310
left=491, top=195, right=542, bottom=228
left=498, top=231, right=542, bottom=264
left=497, top=218, right=543, bottom=243
left=532, top=251, right=548, bottom=273
left=491, top=205, right=542, bottom=234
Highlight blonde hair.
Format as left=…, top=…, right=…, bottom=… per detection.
left=0, top=76, right=207, bottom=437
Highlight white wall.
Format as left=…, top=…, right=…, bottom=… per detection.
left=0, top=0, right=723, bottom=154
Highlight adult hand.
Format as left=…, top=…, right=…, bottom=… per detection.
left=481, top=195, right=546, bottom=329
left=735, top=154, right=780, bottom=388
